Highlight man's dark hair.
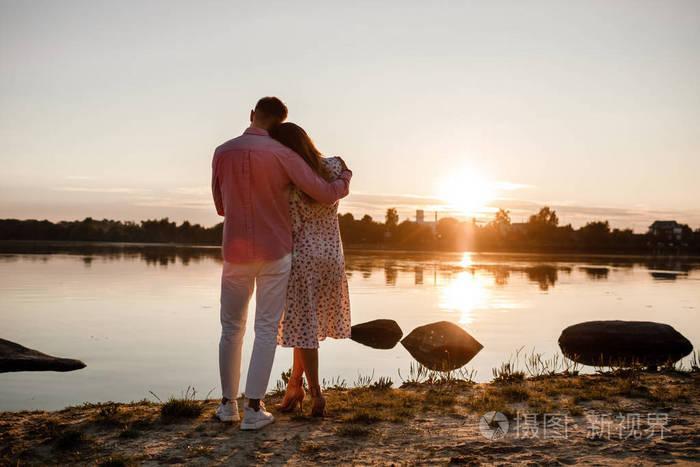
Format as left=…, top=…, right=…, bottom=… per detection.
left=254, top=96, right=288, bottom=123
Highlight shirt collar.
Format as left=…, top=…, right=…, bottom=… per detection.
left=244, top=126, right=269, bottom=136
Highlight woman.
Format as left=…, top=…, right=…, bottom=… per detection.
left=269, top=122, right=351, bottom=417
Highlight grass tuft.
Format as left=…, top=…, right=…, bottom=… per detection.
left=322, top=376, right=348, bottom=391
left=370, top=376, right=393, bottom=391
left=152, top=386, right=210, bottom=420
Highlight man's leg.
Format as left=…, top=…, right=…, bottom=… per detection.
left=244, top=254, right=292, bottom=402
left=219, top=261, right=256, bottom=402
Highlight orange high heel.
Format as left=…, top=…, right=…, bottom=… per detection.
left=277, top=383, right=305, bottom=413
left=309, top=386, right=326, bottom=417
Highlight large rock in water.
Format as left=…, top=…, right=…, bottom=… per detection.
left=0, top=339, right=86, bottom=373
left=401, top=321, right=483, bottom=371
left=558, top=321, right=693, bottom=367
left=351, top=319, right=403, bottom=349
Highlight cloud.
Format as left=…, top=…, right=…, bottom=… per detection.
left=64, top=175, right=97, bottom=181
left=53, top=186, right=144, bottom=194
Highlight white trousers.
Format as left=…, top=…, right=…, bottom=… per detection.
left=219, top=254, right=291, bottom=400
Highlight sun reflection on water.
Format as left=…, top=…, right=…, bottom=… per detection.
left=439, top=269, right=520, bottom=324
left=439, top=271, right=491, bottom=324
left=459, top=252, right=473, bottom=268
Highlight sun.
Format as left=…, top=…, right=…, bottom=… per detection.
left=438, top=168, right=496, bottom=217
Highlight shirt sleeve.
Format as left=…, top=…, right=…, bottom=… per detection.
left=211, top=153, right=225, bottom=216
left=275, top=148, right=352, bottom=204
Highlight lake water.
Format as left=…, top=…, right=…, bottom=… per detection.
left=1, top=243, right=698, bottom=411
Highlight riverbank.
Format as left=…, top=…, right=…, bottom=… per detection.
left=1, top=372, right=698, bottom=465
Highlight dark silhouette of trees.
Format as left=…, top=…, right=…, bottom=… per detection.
left=385, top=208, right=399, bottom=229
left=578, top=221, right=611, bottom=250
left=492, top=209, right=511, bottom=229
left=1, top=206, right=698, bottom=254
left=529, top=206, right=559, bottom=228
left=0, top=218, right=221, bottom=245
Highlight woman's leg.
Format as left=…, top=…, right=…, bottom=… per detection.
left=299, top=348, right=325, bottom=416
left=290, top=348, right=305, bottom=385
left=298, top=349, right=319, bottom=389
left=278, top=348, right=306, bottom=411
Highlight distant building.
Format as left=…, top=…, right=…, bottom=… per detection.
left=415, top=209, right=438, bottom=234
left=648, top=220, right=683, bottom=243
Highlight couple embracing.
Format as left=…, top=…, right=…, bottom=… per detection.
left=211, top=97, right=352, bottom=430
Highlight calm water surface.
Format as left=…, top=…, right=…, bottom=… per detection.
left=1, top=243, right=698, bottom=411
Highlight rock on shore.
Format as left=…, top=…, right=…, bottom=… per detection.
left=350, top=319, right=403, bottom=349
left=401, top=321, right=483, bottom=371
left=0, top=338, right=86, bottom=373
left=558, top=320, right=693, bottom=367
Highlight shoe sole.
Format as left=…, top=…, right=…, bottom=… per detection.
left=216, top=412, right=240, bottom=422
left=240, top=416, right=275, bottom=431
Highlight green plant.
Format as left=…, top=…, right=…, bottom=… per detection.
left=492, top=348, right=526, bottom=384
left=561, top=355, right=582, bottom=375
left=322, top=376, right=348, bottom=391
left=150, top=386, right=211, bottom=420
left=398, top=362, right=430, bottom=386
left=370, top=376, right=393, bottom=390
left=353, top=371, right=375, bottom=388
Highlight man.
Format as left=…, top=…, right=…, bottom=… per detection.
left=211, top=97, right=352, bottom=430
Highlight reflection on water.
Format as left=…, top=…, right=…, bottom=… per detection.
left=1, top=242, right=699, bottom=411
left=581, top=267, right=610, bottom=280
left=2, top=242, right=698, bottom=283
left=440, top=272, right=492, bottom=324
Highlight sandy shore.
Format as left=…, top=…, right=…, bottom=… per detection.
left=1, top=372, right=698, bottom=466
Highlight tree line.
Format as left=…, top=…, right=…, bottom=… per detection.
left=1, top=207, right=699, bottom=253
left=339, top=207, right=700, bottom=253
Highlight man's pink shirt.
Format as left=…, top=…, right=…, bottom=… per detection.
left=212, top=127, right=352, bottom=263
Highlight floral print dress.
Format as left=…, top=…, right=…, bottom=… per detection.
left=277, top=156, right=351, bottom=349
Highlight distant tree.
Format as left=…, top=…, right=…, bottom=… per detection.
left=525, top=207, right=560, bottom=247
left=528, top=207, right=559, bottom=227
left=578, top=221, right=611, bottom=248
left=680, top=224, right=693, bottom=244
left=493, top=208, right=510, bottom=226
left=385, top=208, right=399, bottom=229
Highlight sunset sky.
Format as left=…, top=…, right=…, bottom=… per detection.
left=1, top=1, right=699, bottom=231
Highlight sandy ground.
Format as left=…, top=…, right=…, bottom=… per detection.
left=1, top=372, right=699, bottom=466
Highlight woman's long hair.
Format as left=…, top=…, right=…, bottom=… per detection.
left=269, top=122, right=333, bottom=181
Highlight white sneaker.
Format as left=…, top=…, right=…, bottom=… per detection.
left=215, top=400, right=240, bottom=422
left=240, top=401, right=274, bottom=430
